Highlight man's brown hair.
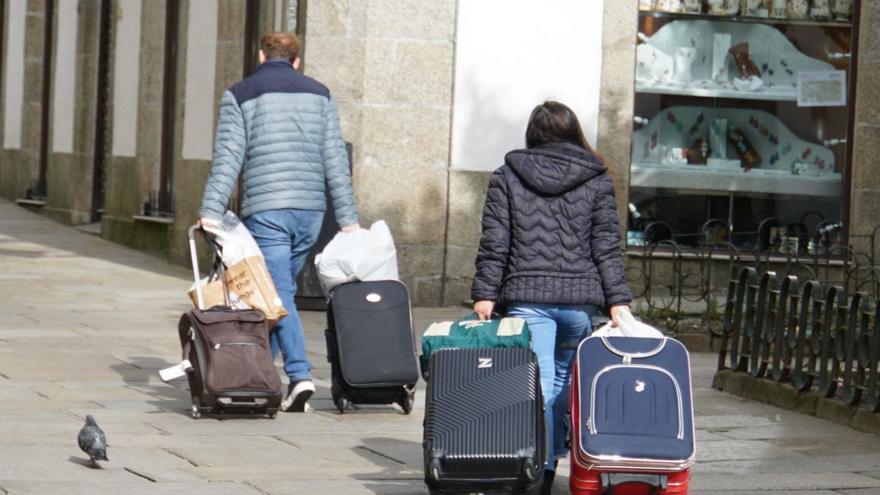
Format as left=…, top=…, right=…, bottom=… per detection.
left=260, top=32, right=300, bottom=62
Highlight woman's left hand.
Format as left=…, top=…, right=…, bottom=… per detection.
left=609, top=305, right=631, bottom=328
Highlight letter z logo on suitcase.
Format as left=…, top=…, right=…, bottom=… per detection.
left=477, top=357, right=493, bottom=369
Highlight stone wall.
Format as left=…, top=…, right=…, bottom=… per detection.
left=303, top=0, right=456, bottom=306
left=849, top=1, right=880, bottom=252
left=0, top=0, right=47, bottom=201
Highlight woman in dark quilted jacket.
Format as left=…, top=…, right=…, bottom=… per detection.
left=471, top=101, right=633, bottom=493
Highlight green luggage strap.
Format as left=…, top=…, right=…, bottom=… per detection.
left=420, top=313, right=531, bottom=379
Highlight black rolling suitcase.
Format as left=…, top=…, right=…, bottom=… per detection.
left=423, top=347, right=545, bottom=494
left=325, top=280, right=419, bottom=413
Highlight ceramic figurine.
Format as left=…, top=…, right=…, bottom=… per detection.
left=712, top=33, right=732, bottom=81
left=771, top=0, right=788, bottom=18
left=708, top=0, right=740, bottom=15
left=673, top=47, right=697, bottom=82
left=709, top=118, right=728, bottom=158
left=812, top=0, right=835, bottom=19
left=729, top=43, right=761, bottom=80
left=811, top=0, right=832, bottom=19
left=639, top=0, right=655, bottom=11
left=656, top=0, right=685, bottom=12
left=832, top=0, right=853, bottom=19
left=687, top=139, right=710, bottom=165
left=787, top=0, right=810, bottom=19
left=683, top=0, right=702, bottom=13
left=729, top=127, right=762, bottom=171
left=742, top=0, right=770, bottom=17
left=663, top=147, right=689, bottom=166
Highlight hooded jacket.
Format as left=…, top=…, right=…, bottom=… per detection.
left=471, top=142, right=633, bottom=309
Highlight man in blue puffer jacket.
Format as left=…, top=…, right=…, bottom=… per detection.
left=199, top=32, right=358, bottom=413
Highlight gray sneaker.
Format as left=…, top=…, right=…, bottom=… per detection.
left=282, top=380, right=315, bottom=412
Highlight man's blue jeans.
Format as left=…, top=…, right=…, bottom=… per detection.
left=244, top=209, right=324, bottom=382
left=506, top=303, right=595, bottom=471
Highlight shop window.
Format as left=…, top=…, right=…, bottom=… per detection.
left=628, top=1, right=859, bottom=257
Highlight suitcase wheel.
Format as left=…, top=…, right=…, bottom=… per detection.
left=398, top=389, right=415, bottom=415
left=190, top=402, right=202, bottom=420
left=267, top=409, right=278, bottom=419
left=333, top=394, right=350, bottom=414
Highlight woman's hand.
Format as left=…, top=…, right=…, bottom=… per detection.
left=610, top=305, right=631, bottom=328
left=473, top=300, right=495, bottom=321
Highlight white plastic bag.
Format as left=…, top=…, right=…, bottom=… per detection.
left=315, top=220, right=399, bottom=293
left=194, top=211, right=288, bottom=324
left=201, top=211, right=262, bottom=266
left=591, top=308, right=664, bottom=339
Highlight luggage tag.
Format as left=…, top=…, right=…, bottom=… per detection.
left=159, top=360, right=193, bottom=382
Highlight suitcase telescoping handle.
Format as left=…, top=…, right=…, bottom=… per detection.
left=187, top=224, right=229, bottom=310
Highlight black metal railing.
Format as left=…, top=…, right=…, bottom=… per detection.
left=715, top=265, right=880, bottom=414
left=626, top=218, right=880, bottom=340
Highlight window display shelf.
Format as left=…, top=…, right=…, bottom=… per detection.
left=635, top=80, right=798, bottom=101
left=639, top=11, right=853, bottom=29
left=631, top=162, right=842, bottom=197
left=636, top=20, right=836, bottom=97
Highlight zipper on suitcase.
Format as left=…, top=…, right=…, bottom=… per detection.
left=588, top=364, right=684, bottom=440
left=213, top=342, right=259, bottom=350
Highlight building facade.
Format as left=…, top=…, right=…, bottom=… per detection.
left=1, top=1, right=878, bottom=306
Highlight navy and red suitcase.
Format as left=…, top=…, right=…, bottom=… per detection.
left=569, top=334, right=695, bottom=494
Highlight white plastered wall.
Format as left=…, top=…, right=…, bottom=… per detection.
left=3, top=0, right=27, bottom=149
left=450, top=0, right=606, bottom=170
left=181, top=0, right=218, bottom=161
left=51, top=0, right=78, bottom=153
left=111, top=0, right=142, bottom=157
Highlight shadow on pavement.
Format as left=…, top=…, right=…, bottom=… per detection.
left=67, top=455, right=99, bottom=469
left=109, top=356, right=193, bottom=417
left=0, top=201, right=192, bottom=280
left=352, top=436, right=426, bottom=494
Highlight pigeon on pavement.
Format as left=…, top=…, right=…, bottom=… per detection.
left=78, top=415, right=108, bottom=467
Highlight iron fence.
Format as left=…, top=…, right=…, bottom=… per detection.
left=627, top=218, right=880, bottom=340
left=716, top=266, right=880, bottom=414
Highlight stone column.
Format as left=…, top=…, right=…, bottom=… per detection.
left=304, top=0, right=456, bottom=306
left=849, top=1, right=880, bottom=252
left=597, top=1, right=638, bottom=227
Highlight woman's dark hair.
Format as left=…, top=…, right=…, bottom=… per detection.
left=525, top=101, right=601, bottom=159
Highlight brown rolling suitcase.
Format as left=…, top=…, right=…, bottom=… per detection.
left=179, top=226, right=282, bottom=419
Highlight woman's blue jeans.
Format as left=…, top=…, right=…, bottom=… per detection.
left=506, top=303, right=595, bottom=471
left=244, top=209, right=324, bottom=382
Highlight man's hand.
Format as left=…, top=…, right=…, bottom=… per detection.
left=610, top=304, right=631, bottom=328
left=198, top=217, right=221, bottom=229
left=340, top=223, right=360, bottom=233
left=473, top=300, right=495, bottom=321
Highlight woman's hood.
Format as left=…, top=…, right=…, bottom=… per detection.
left=505, top=142, right=606, bottom=195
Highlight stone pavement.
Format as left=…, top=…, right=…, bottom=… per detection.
left=1, top=199, right=880, bottom=494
